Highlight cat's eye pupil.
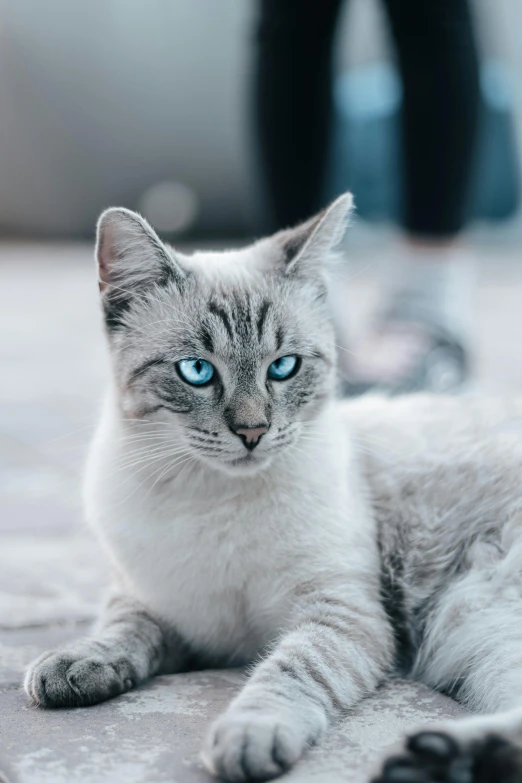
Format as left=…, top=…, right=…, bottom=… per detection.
left=177, top=358, right=215, bottom=386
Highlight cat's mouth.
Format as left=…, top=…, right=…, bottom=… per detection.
left=188, top=432, right=295, bottom=476
left=221, top=432, right=299, bottom=474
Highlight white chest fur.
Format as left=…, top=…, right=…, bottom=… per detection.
left=84, top=401, right=369, bottom=661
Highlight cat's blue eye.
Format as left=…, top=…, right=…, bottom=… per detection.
left=176, top=358, right=215, bottom=386
left=267, top=354, right=299, bottom=381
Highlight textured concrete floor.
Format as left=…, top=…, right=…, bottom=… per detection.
left=1, top=240, right=521, bottom=782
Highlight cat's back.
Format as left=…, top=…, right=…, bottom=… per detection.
left=340, top=393, right=522, bottom=527
left=339, top=393, right=522, bottom=631
left=341, top=393, right=522, bottom=456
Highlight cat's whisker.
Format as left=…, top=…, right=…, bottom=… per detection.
left=332, top=342, right=361, bottom=357
left=110, top=318, right=192, bottom=346
left=355, top=436, right=397, bottom=453
left=48, top=419, right=99, bottom=442
left=332, top=260, right=377, bottom=287
left=109, top=458, right=182, bottom=486
left=134, top=315, right=194, bottom=332
left=113, top=442, right=191, bottom=465
left=114, top=438, right=169, bottom=451
left=290, top=262, right=377, bottom=321
left=110, top=446, right=192, bottom=476
left=116, top=430, right=176, bottom=452
left=109, top=318, right=195, bottom=354
left=299, top=429, right=396, bottom=453
left=283, top=440, right=326, bottom=475
left=50, top=418, right=170, bottom=451
left=114, top=417, right=170, bottom=428
left=171, top=453, right=199, bottom=485
left=115, top=432, right=173, bottom=446
left=352, top=445, right=395, bottom=463
left=103, top=281, right=196, bottom=328
left=113, top=448, right=187, bottom=472
left=142, top=452, right=195, bottom=499
left=110, top=449, right=194, bottom=500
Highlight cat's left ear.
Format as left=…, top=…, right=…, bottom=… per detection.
left=275, top=192, right=354, bottom=278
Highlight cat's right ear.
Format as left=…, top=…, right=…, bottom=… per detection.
left=272, top=193, right=354, bottom=280
left=95, top=207, right=186, bottom=330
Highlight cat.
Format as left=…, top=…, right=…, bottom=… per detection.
left=25, top=193, right=522, bottom=783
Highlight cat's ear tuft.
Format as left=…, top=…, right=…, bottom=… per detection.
left=275, top=192, right=354, bottom=277
left=96, top=207, right=185, bottom=295
left=95, top=208, right=186, bottom=330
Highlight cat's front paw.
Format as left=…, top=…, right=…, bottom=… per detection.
left=202, top=710, right=305, bottom=782
left=373, top=730, right=522, bottom=783
left=24, top=649, right=135, bottom=708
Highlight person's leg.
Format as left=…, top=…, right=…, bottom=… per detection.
left=348, top=0, right=480, bottom=394
left=254, top=0, right=344, bottom=230
left=387, top=0, right=480, bottom=238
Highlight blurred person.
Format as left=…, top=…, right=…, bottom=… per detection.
left=254, top=0, right=480, bottom=393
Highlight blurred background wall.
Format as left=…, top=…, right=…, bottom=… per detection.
left=0, top=0, right=521, bottom=239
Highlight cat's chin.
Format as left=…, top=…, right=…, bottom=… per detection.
left=198, top=451, right=273, bottom=478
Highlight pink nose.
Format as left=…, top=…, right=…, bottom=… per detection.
left=234, top=425, right=269, bottom=449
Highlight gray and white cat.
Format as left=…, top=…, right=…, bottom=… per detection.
left=25, top=194, right=522, bottom=782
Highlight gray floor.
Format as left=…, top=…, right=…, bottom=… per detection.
left=1, top=240, right=521, bottom=783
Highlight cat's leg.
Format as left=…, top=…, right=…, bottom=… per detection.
left=203, top=581, right=394, bottom=782
left=25, top=593, right=186, bottom=708
left=374, top=543, right=522, bottom=783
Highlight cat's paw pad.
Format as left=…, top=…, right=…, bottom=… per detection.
left=25, top=650, right=134, bottom=708
left=202, top=711, right=303, bottom=782
left=373, top=731, right=522, bottom=783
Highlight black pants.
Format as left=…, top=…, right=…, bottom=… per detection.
left=254, top=0, right=480, bottom=237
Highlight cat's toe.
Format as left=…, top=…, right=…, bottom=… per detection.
left=468, top=734, right=522, bottom=783
left=373, top=731, right=522, bottom=783
left=25, top=651, right=130, bottom=708
left=202, top=711, right=303, bottom=782
left=407, top=731, right=460, bottom=761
